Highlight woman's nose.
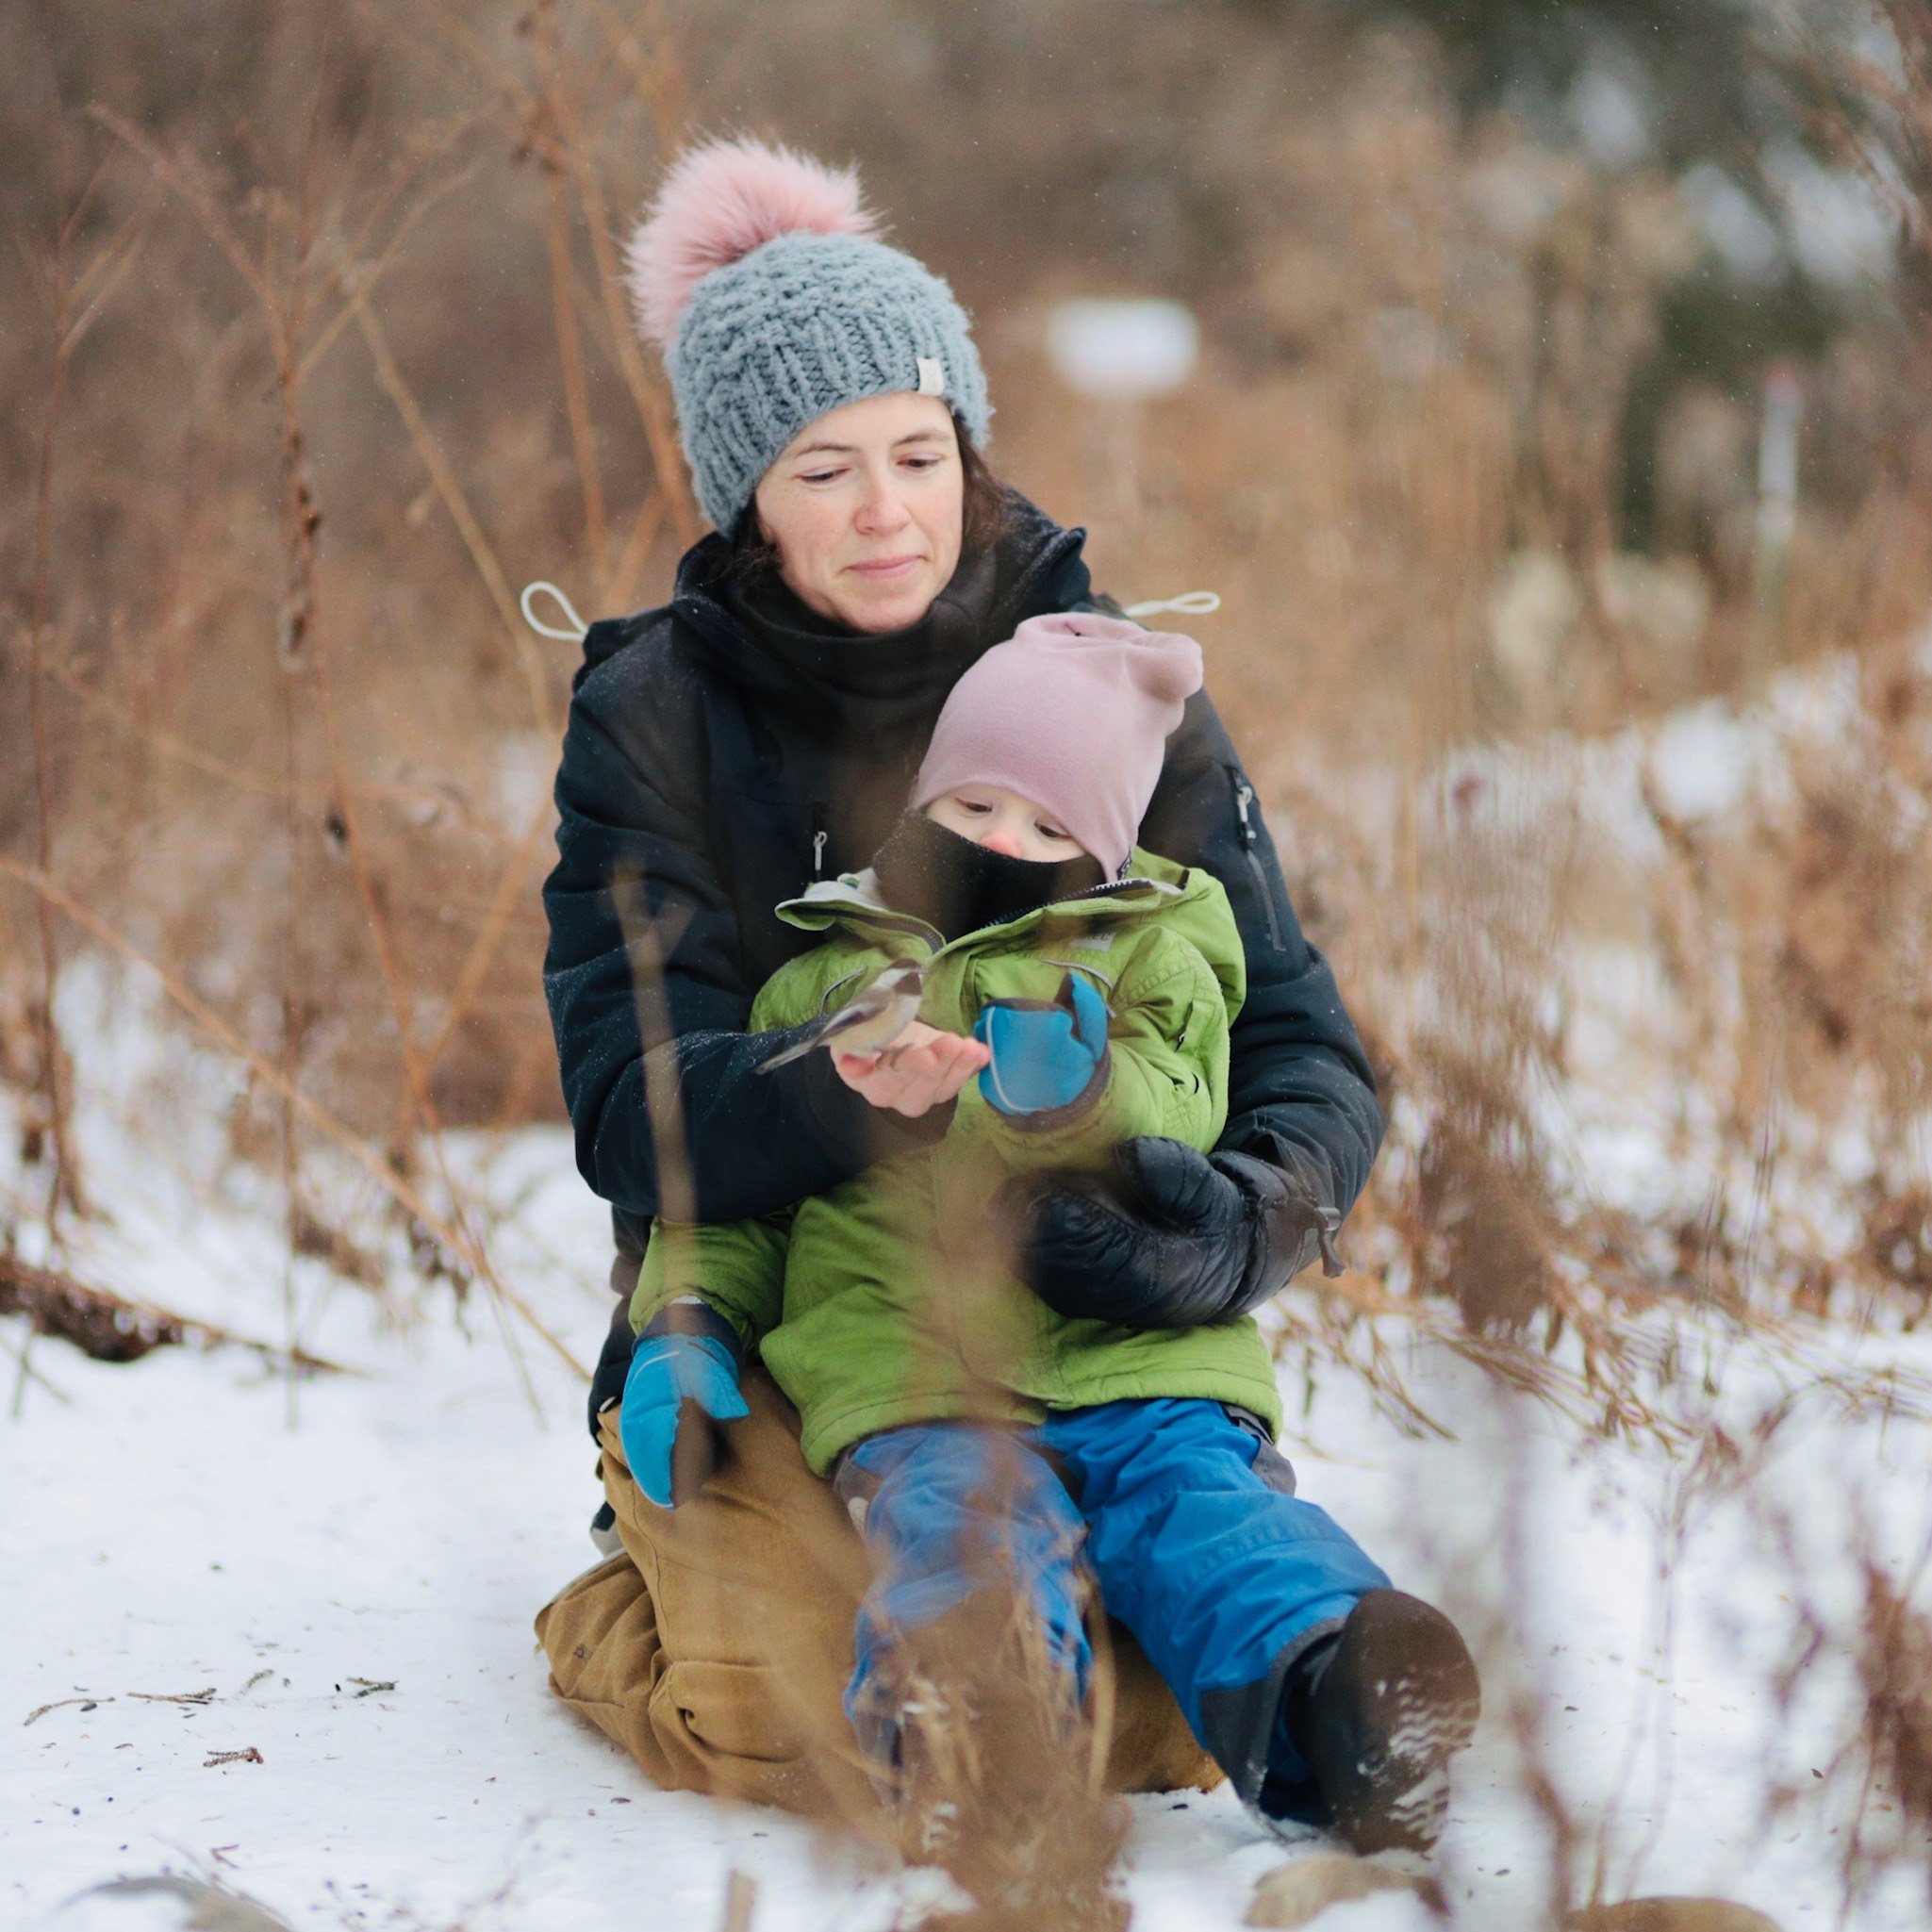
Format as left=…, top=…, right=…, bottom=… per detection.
left=854, top=476, right=913, bottom=534
left=979, top=828, right=1024, bottom=858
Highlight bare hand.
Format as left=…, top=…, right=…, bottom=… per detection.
left=833, top=1021, right=989, bottom=1117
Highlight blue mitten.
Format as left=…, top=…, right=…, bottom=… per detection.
left=618, top=1319, right=750, bottom=1509
left=973, top=971, right=1111, bottom=1116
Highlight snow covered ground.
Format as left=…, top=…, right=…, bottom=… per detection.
left=6, top=1109, right=1927, bottom=1928
left=8, top=696, right=1932, bottom=1932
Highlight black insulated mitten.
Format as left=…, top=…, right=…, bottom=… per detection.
left=1020, top=1135, right=1345, bottom=1329
left=1271, top=1590, right=1481, bottom=1857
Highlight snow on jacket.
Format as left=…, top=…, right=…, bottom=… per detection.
left=540, top=493, right=1385, bottom=1429
left=628, top=851, right=1283, bottom=1474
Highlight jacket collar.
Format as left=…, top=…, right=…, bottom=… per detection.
left=776, top=850, right=1190, bottom=954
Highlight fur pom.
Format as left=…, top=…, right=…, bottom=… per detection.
left=624, top=135, right=882, bottom=347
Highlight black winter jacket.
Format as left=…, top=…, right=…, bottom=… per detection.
left=541, top=497, right=1385, bottom=1422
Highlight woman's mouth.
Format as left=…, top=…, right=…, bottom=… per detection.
left=847, top=554, right=923, bottom=581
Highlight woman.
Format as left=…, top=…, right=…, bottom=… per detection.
left=534, top=139, right=1395, bottom=1825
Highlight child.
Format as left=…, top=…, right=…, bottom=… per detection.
left=618, top=610, right=1478, bottom=1854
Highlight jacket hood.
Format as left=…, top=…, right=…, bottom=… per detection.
left=663, top=489, right=1098, bottom=740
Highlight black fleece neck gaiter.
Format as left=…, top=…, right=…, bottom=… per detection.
left=870, top=812, right=1105, bottom=943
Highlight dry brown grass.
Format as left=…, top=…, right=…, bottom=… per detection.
left=5, top=2, right=1927, bottom=1178
left=8, top=2, right=1932, bottom=1922
left=869, top=1576, right=1131, bottom=1932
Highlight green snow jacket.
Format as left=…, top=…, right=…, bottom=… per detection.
left=629, top=850, right=1283, bottom=1474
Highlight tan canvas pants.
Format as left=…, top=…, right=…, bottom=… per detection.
left=535, top=1364, right=1222, bottom=1819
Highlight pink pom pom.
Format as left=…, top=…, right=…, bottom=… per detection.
left=624, top=135, right=882, bottom=347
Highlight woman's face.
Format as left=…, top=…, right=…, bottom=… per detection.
left=751, top=392, right=965, bottom=634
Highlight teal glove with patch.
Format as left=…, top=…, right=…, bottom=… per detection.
left=973, top=971, right=1111, bottom=1117
left=618, top=1304, right=749, bottom=1508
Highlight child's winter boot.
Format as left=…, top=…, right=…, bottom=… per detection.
left=1262, top=1589, right=1480, bottom=1856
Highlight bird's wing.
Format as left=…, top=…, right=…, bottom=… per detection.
left=755, top=967, right=912, bottom=1074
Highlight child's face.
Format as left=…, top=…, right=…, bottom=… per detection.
left=924, top=785, right=1089, bottom=865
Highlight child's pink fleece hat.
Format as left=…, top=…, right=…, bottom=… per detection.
left=911, top=611, right=1204, bottom=879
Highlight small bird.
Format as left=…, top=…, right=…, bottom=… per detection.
left=757, top=958, right=926, bottom=1072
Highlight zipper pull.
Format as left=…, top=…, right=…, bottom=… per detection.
left=810, top=806, right=828, bottom=879
left=1233, top=775, right=1257, bottom=848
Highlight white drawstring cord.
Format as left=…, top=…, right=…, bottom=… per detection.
left=1123, top=589, right=1221, bottom=619
left=520, top=581, right=589, bottom=642
left=521, top=577, right=1214, bottom=637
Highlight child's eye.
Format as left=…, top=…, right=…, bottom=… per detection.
left=954, top=798, right=992, bottom=816
left=1036, top=822, right=1072, bottom=843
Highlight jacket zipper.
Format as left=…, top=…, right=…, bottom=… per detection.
left=810, top=806, right=828, bottom=881
left=782, top=877, right=1172, bottom=957
left=1231, top=772, right=1284, bottom=949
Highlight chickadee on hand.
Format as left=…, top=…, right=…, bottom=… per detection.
left=756, top=959, right=926, bottom=1072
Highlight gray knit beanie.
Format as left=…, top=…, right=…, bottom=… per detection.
left=624, top=137, right=992, bottom=535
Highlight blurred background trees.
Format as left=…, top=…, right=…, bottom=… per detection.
left=10, top=20, right=1932, bottom=1913
left=4, top=0, right=1931, bottom=1335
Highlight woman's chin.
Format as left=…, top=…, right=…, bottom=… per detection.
left=834, top=573, right=940, bottom=634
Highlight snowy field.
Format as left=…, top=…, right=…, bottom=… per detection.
left=6, top=1017, right=1929, bottom=1932
left=11, top=621, right=1932, bottom=1932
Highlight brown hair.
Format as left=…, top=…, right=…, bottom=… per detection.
left=727, top=409, right=1012, bottom=587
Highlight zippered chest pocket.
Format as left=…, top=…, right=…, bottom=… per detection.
left=1228, top=766, right=1285, bottom=951
left=958, top=951, right=1098, bottom=1030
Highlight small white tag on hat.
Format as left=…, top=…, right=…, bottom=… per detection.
left=916, top=356, right=945, bottom=395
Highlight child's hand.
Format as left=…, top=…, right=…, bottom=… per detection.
left=833, top=1021, right=989, bottom=1117
left=619, top=1325, right=749, bottom=1509
left=973, top=972, right=1110, bottom=1115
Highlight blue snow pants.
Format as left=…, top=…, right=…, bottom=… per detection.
left=837, top=1398, right=1392, bottom=1807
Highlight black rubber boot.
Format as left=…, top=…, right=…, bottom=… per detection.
left=1270, top=1590, right=1481, bottom=1856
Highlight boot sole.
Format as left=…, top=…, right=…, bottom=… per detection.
left=1321, top=1592, right=1481, bottom=1857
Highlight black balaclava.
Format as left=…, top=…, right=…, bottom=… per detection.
left=869, top=811, right=1104, bottom=944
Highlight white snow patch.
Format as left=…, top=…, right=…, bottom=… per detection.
left=7, top=958, right=1932, bottom=1931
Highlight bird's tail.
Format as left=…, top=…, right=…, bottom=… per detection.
left=755, top=1023, right=826, bottom=1073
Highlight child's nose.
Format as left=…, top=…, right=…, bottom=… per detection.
left=979, top=828, right=1024, bottom=859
